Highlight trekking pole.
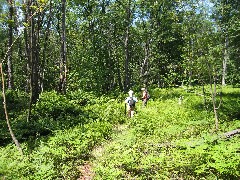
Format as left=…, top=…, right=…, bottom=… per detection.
left=124, top=103, right=126, bottom=117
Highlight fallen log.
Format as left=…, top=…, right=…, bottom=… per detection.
left=223, top=129, right=240, bottom=138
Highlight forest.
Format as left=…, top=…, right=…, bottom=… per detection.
left=0, top=0, right=239, bottom=179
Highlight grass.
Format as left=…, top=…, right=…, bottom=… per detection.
left=91, top=86, right=240, bottom=179
left=0, top=86, right=239, bottom=179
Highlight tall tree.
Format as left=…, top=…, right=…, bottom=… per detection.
left=23, top=0, right=44, bottom=120
left=59, top=0, right=67, bottom=94
left=6, top=0, right=14, bottom=89
left=136, top=0, right=183, bottom=88
left=123, top=0, right=132, bottom=92
left=212, top=0, right=240, bottom=85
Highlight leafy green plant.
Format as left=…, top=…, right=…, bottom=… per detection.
left=0, top=89, right=127, bottom=179
left=0, top=87, right=239, bottom=179
left=92, top=87, right=240, bottom=179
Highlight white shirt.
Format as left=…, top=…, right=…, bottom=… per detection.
left=125, top=96, right=138, bottom=104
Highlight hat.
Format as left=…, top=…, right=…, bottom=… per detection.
left=128, top=90, right=134, bottom=96
left=141, top=88, right=146, bottom=91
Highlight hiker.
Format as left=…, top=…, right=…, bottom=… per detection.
left=125, top=90, right=138, bottom=118
left=141, top=87, right=150, bottom=107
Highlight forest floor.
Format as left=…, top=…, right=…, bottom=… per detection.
left=78, top=123, right=132, bottom=179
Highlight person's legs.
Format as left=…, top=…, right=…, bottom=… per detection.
left=130, top=108, right=134, bottom=117
left=127, top=106, right=135, bottom=117
left=142, top=99, right=147, bottom=107
left=128, top=109, right=131, bottom=117
left=127, top=105, right=131, bottom=117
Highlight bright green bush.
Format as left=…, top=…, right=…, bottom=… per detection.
left=32, top=91, right=83, bottom=120
left=0, top=144, right=30, bottom=180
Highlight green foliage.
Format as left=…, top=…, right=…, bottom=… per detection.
left=0, top=87, right=239, bottom=179
left=150, top=87, right=187, bottom=100
left=0, top=89, right=28, bottom=118
left=92, top=87, right=240, bottom=179
left=0, top=90, right=29, bottom=145
left=0, top=89, right=126, bottom=179
left=23, top=121, right=113, bottom=179
left=32, top=91, right=82, bottom=119
left=219, top=86, right=240, bottom=122
left=14, top=91, right=88, bottom=140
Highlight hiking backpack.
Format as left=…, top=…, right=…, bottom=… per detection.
left=146, top=92, right=150, bottom=100
left=128, top=97, right=136, bottom=108
left=144, top=91, right=150, bottom=100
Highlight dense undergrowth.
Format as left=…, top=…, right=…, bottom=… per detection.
left=0, top=90, right=126, bottom=179
left=0, top=86, right=239, bottom=179
left=92, top=87, right=240, bottom=179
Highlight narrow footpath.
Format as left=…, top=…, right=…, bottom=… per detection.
left=78, top=123, right=134, bottom=179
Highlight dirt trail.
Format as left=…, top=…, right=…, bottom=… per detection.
left=78, top=124, right=129, bottom=179
left=78, top=162, right=94, bottom=180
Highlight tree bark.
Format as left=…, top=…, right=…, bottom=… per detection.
left=59, top=0, right=67, bottom=94
left=40, top=1, right=52, bottom=92
left=140, top=40, right=150, bottom=87
left=223, top=129, right=240, bottom=138
left=123, top=0, right=131, bottom=92
left=23, top=0, right=31, bottom=93
left=0, top=63, right=23, bottom=156
left=7, top=0, right=14, bottom=89
left=209, top=68, right=219, bottom=131
left=117, top=54, right=123, bottom=91
left=31, top=3, right=40, bottom=104
left=24, top=0, right=40, bottom=121
left=222, top=36, right=228, bottom=86
left=113, top=23, right=123, bottom=91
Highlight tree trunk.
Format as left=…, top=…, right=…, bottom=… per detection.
left=223, top=129, right=240, bottom=138
left=222, top=36, right=228, bottom=86
left=117, top=55, right=123, bottom=91
left=124, top=26, right=130, bottom=92
left=40, top=1, right=52, bottom=92
left=59, top=0, right=67, bottom=94
left=124, top=0, right=131, bottom=92
left=31, top=7, right=40, bottom=104
left=113, top=24, right=123, bottom=91
left=157, top=42, right=164, bottom=88
left=209, top=69, right=219, bottom=131
left=0, top=63, right=23, bottom=156
left=140, top=40, right=150, bottom=87
left=7, top=0, right=14, bottom=89
left=24, top=0, right=31, bottom=93
left=24, top=0, right=40, bottom=121
left=202, top=84, right=207, bottom=109
left=188, top=38, right=194, bottom=87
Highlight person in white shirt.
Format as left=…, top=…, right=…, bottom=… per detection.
left=125, top=90, right=138, bottom=117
